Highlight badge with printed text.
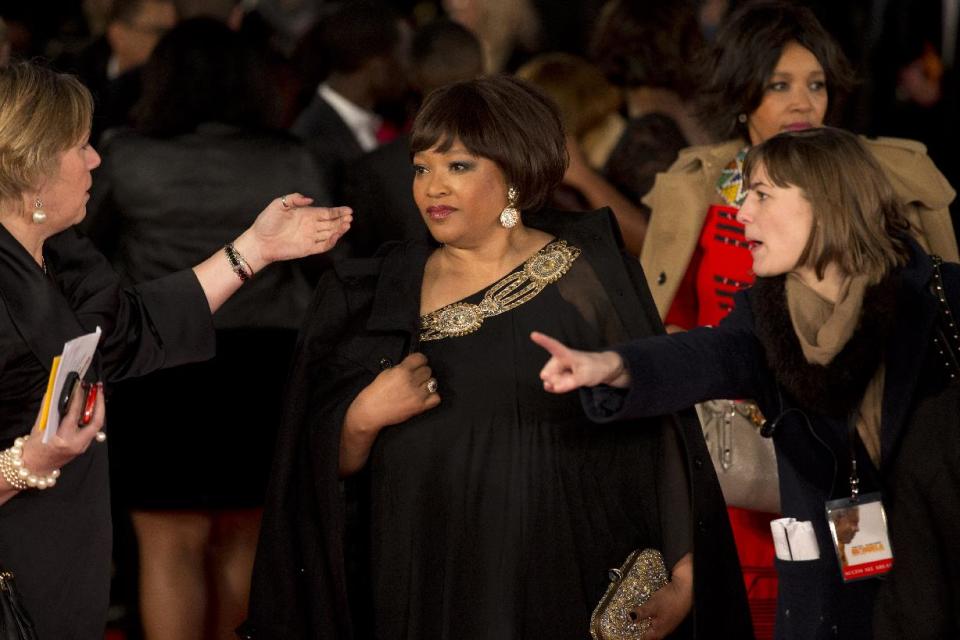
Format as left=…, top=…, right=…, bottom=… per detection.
left=825, top=493, right=893, bottom=582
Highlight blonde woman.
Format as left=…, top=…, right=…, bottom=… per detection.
left=0, top=61, right=350, bottom=639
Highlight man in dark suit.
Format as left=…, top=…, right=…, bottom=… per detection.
left=341, top=19, right=483, bottom=257
left=291, top=1, right=409, bottom=203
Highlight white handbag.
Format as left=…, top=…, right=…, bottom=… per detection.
left=696, top=400, right=780, bottom=514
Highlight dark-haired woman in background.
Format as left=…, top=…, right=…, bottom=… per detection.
left=85, top=18, right=330, bottom=639
left=243, top=75, right=752, bottom=639
left=637, top=3, right=957, bottom=636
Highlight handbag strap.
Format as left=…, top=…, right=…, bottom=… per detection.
left=0, top=569, right=40, bottom=640
left=929, top=255, right=960, bottom=382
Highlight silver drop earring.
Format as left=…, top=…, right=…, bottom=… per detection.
left=499, top=186, right=520, bottom=229
left=31, top=198, right=46, bottom=224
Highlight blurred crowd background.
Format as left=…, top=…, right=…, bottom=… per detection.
left=2, top=0, right=956, bottom=233
left=0, top=0, right=956, bottom=638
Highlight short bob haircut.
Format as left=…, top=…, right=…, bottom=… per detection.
left=743, top=127, right=911, bottom=282
left=0, top=61, right=93, bottom=212
left=410, top=75, right=568, bottom=213
left=516, top=53, right=622, bottom=140
left=698, top=1, right=855, bottom=141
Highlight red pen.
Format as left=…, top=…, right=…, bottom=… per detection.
left=80, top=383, right=98, bottom=426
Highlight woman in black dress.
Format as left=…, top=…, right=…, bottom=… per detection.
left=0, top=60, right=351, bottom=640
left=244, top=75, right=750, bottom=639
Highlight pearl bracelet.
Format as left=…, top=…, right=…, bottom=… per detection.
left=0, top=436, right=60, bottom=491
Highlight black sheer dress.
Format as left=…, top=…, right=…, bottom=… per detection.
left=244, top=210, right=752, bottom=640
left=357, top=240, right=691, bottom=639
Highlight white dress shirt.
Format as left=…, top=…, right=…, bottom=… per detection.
left=318, top=83, right=382, bottom=152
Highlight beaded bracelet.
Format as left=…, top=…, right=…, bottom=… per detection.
left=223, top=243, right=254, bottom=282
left=0, top=436, right=60, bottom=491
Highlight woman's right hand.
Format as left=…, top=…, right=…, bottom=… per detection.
left=339, top=353, right=440, bottom=476
left=19, top=382, right=107, bottom=478
left=347, top=353, right=441, bottom=430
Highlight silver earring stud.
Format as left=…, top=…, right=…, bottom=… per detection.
left=737, top=113, right=748, bottom=124
left=499, top=186, right=520, bottom=229
left=32, top=198, right=46, bottom=224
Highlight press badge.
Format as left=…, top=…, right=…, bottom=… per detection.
left=825, top=492, right=893, bottom=582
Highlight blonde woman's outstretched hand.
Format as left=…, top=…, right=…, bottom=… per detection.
left=238, top=194, right=352, bottom=270
left=530, top=331, right=632, bottom=393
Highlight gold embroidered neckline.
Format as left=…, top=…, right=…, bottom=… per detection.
left=419, top=239, right=581, bottom=342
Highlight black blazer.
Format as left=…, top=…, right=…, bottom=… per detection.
left=242, top=209, right=752, bottom=639
left=0, top=224, right=215, bottom=639
left=291, top=94, right=366, bottom=203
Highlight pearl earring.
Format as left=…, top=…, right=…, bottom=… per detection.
left=32, top=198, right=46, bottom=224
left=737, top=113, right=748, bottom=124
left=499, top=186, right=520, bottom=229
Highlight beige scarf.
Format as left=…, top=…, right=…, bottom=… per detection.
left=785, top=274, right=884, bottom=467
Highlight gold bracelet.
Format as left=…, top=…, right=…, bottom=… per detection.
left=223, top=243, right=253, bottom=282
left=0, top=436, right=60, bottom=491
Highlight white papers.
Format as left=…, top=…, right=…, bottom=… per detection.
left=770, top=517, right=820, bottom=561
left=41, top=327, right=101, bottom=443
left=771, top=518, right=792, bottom=560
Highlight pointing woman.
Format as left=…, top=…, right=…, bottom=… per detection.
left=537, top=126, right=960, bottom=640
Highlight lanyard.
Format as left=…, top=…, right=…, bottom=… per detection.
left=846, top=411, right=861, bottom=502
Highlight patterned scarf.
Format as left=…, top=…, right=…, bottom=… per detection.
left=716, top=146, right=750, bottom=207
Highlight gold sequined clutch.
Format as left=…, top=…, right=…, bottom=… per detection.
left=589, top=548, right=668, bottom=640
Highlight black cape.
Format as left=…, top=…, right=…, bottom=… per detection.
left=242, top=210, right=752, bottom=639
